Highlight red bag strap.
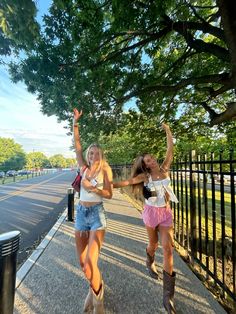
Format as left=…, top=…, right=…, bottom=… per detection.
left=80, top=165, right=87, bottom=176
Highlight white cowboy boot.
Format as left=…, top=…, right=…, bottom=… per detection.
left=83, top=286, right=93, bottom=312
left=92, top=281, right=104, bottom=314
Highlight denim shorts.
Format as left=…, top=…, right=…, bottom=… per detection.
left=75, top=202, right=107, bottom=231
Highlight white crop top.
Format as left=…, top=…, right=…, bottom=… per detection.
left=80, top=169, right=104, bottom=202
left=144, top=176, right=178, bottom=207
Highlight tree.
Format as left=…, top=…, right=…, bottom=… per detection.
left=98, top=110, right=236, bottom=164
left=8, top=0, right=236, bottom=142
left=26, top=152, right=49, bottom=169
left=0, top=137, right=26, bottom=171
left=65, top=157, right=77, bottom=168
left=49, top=154, right=67, bottom=168
left=0, top=0, right=39, bottom=62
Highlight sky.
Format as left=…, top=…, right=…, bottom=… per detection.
left=0, top=0, right=75, bottom=158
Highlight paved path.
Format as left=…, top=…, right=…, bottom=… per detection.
left=14, top=190, right=226, bottom=313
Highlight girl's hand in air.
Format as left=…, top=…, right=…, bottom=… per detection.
left=73, top=108, right=83, bottom=123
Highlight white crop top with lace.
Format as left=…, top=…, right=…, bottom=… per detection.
left=144, top=176, right=178, bottom=207
left=80, top=169, right=104, bottom=202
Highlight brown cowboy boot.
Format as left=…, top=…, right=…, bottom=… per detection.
left=146, top=249, right=159, bottom=279
left=163, top=270, right=176, bottom=314
left=83, top=286, right=93, bottom=312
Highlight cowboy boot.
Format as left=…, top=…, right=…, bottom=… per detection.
left=83, top=286, right=93, bottom=312
left=92, top=281, right=104, bottom=314
left=163, top=270, right=176, bottom=314
left=146, top=249, right=159, bottom=279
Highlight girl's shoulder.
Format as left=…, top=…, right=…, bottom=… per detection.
left=80, top=164, right=88, bottom=175
left=102, top=161, right=112, bottom=172
left=102, top=162, right=113, bottom=179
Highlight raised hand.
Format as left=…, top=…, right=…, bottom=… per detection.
left=161, top=123, right=170, bottom=132
left=73, top=108, right=83, bottom=123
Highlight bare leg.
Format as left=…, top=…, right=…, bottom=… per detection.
left=145, top=225, right=159, bottom=279
left=75, top=230, right=105, bottom=312
left=159, top=226, right=174, bottom=275
left=83, top=230, right=105, bottom=291
left=75, top=230, right=93, bottom=312
left=75, top=230, right=89, bottom=269
left=145, top=225, right=158, bottom=256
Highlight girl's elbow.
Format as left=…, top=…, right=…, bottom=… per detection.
left=105, top=190, right=113, bottom=199
left=107, top=191, right=113, bottom=199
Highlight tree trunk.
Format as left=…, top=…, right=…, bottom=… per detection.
left=217, top=0, right=236, bottom=80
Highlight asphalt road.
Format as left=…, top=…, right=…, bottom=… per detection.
left=0, top=170, right=76, bottom=267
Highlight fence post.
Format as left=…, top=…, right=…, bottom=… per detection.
left=67, top=188, right=75, bottom=221
left=0, top=231, right=21, bottom=314
left=189, top=150, right=197, bottom=260
left=229, top=148, right=236, bottom=297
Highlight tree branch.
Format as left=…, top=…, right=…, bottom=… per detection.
left=194, top=5, right=218, bottom=9
left=93, top=27, right=170, bottom=67
left=168, top=23, right=229, bottom=62
left=117, top=73, right=230, bottom=103
left=200, top=102, right=218, bottom=120
left=159, top=48, right=197, bottom=77
left=217, top=0, right=236, bottom=76
left=210, top=102, right=236, bottom=126
left=96, top=17, right=227, bottom=66
left=186, top=1, right=210, bottom=24
left=163, top=14, right=225, bottom=42
left=190, top=101, right=236, bottom=126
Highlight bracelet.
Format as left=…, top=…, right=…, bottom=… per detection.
left=73, top=124, right=78, bottom=127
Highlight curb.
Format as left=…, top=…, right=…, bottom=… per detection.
left=15, top=209, right=68, bottom=289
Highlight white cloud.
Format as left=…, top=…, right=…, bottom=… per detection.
left=0, top=1, right=75, bottom=158
left=0, top=67, right=74, bottom=158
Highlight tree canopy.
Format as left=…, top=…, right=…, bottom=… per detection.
left=0, top=0, right=39, bottom=62
left=0, top=137, right=76, bottom=171
left=0, top=137, right=26, bottom=171
left=7, top=0, right=236, bottom=153
left=49, top=154, right=67, bottom=168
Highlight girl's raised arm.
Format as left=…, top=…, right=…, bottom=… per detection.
left=161, top=123, right=174, bottom=172
left=73, top=108, right=86, bottom=168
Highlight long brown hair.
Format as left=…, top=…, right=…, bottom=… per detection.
left=131, top=153, right=150, bottom=200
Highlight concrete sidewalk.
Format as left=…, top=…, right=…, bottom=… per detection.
left=14, top=190, right=226, bottom=314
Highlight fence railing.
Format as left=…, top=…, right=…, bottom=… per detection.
left=0, top=169, right=56, bottom=185
left=111, top=149, right=236, bottom=303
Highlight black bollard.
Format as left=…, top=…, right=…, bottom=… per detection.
left=0, top=231, right=21, bottom=314
left=67, top=187, right=75, bottom=221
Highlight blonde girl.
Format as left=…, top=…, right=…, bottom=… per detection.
left=73, top=108, right=113, bottom=314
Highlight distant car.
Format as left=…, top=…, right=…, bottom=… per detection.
left=18, top=170, right=31, bottom=175
left=0, top=171, right=5, bottom=178
left=6, top=170, right=18, bottom=177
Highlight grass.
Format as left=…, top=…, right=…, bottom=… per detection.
left=174, top=187, right=235, bottom=239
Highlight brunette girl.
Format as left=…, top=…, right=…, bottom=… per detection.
left=114, top=123, right=178, bottom=314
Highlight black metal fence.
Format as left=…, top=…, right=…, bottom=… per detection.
left=111, top=149, right=236, bottom=303
left=171, top=149, right=236, bottom=303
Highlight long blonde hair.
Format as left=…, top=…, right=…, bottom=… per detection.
left=85, top=143, right=108, bottom=177
left=131, top=153, right=150, bottom=200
